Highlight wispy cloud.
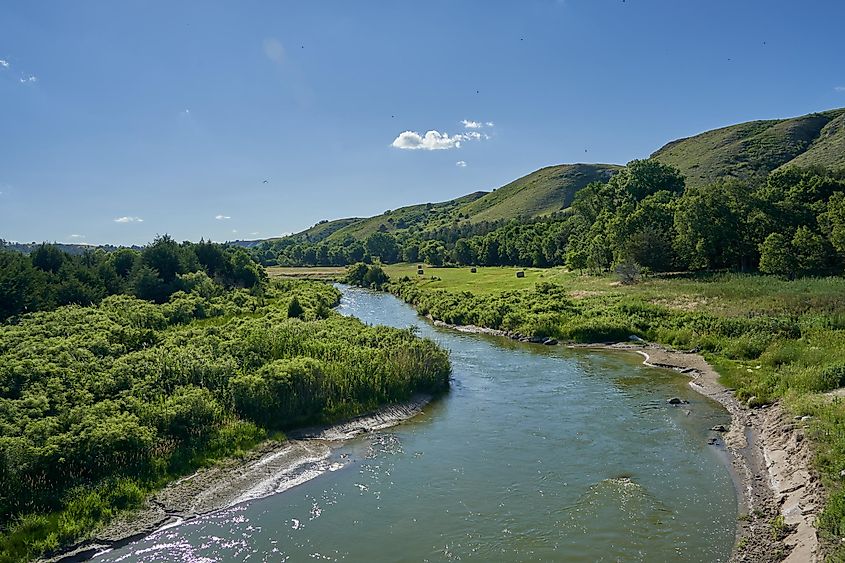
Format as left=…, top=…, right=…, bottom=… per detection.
left=263, top=38, right=286, bottom=64
left=836, top=86, right=845, bottom=92
left=232, top=229, right=238, bottom=234
left=19, top=75, right=36, bottom=83
left=461, top=119, right=494, bottom=129
left=392, top=128, right=489, bottom=151
left=70, top=234, right=85, bottom=239
left=215, top=214, right=231, bottom=220
left=456, top=160, right=467, bottom=167
left=113, top=216, right=143, bottom=223
left=0, top=59, right=8, bottom=69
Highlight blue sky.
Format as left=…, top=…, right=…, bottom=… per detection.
left=2, top=0, right=844, bottom=246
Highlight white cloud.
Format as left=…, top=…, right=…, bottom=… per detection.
left=391, top=128, right=490, bottom=151
left=232, top=229, right=238, bottom=234
left=19, top=75, right=36, bottom=83
left=456, top=160, right=467, bottom=167
left=836, top=86, right=845, bottom=92
left=113, top=216, right=143, bottom=223
left=70, top=234, right=85, bottom=239
left=215, top=214, right=231, bottom=220
left=263, top=38, right=286, bottom=64
left=461, top=119, right=495, bottom=129
left=0, top=59, right=8, bottom=69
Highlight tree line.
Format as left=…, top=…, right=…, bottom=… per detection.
left=0, top=235, right=266, bottom=321
left=253, top=162, right=845, bottom=279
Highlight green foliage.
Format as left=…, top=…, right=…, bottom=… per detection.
left=652, top=109, right=845, bottom=188
left=256, top=160, right=845, bottom=280
left=344, top=263, right=389, bottom=289
left=0, top=238, right=268, bottom=322
left=0, top=279, right=449, bottom=561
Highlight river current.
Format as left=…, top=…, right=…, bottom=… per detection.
left=100, top=285, right=736, bottom=562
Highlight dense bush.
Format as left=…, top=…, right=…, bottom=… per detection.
left=0, top=279, right=449, bottom=562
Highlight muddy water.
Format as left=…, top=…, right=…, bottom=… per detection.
left=100, top=285, right=736, bottom=562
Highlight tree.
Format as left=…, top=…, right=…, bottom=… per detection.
left=673, top=179, right=760, bottom=271
left=419, top=240, right=446, bottom=266
left=0, top=252, right=46, bottom=319
left=363, top=264, right=389, bottom=288
left=287, top=296, right=305, bottom=319
left=31, top=244, right=65, bottom=274
left=142, top=235, right=186, bottom=283
left=452, top=239, right=475, bottom=265
left=130, top=263, right=166, bottom=301
left=792, top=227, right=829, bottom=276
left=365, top=232, right=400, bottom=263
left=820, top=192, right=845, bottom=255
left=758, top=233, right=795, bottom=278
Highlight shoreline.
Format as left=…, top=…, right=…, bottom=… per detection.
left=578, top=343, right=821, bottom=563
left=424, top=318, right=821, bottom=562
left=45, top=394, right=434, bottom=563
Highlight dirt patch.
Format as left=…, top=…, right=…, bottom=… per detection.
left=568, top=290, right=603, bottom=299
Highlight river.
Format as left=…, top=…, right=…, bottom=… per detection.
left=99, top=285, right=736, bottom=562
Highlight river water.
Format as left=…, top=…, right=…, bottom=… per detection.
left=100, top=285, right=736, bottom=562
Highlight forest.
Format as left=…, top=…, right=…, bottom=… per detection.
left=254, top=162, right=845, bottom=280
left=0, top=235, right=266, bottom=322
left=0, top=277, right=450, bottom=562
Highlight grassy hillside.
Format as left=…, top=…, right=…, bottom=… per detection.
left=326, top=192, right=486, bottom=242
left=267, top=107, right=845, bottom=246
left=285, top=164, right=619, bottom=244
left=652, top=108, right=845, bottom=188
left=453, top=163, right=620, bottom=223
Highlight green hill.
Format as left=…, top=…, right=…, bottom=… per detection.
left=454, top=163, right=621, bottom=223
left=287, top=164, right=620, bottom=243
left=651, top=108, right=845, bottom=188
left=277, top=107, right=845, bottom=244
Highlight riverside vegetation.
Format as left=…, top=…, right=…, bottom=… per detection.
left=342, top=263, right=845, bottom=558
left=0, top=246, right=450, bottom=563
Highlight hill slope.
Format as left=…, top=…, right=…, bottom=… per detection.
left=454, top=163, right=621, bottom=223
left=286, top=164, right=620, bottom=243
left=651, top=108, right=845, bottom=188
left=275, top=107, right=845, bottom=244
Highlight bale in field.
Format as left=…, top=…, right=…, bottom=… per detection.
left=470, top=267, right=477, bottom=273
left=417, top=268, right=424, bottom=275
left=516, top=271, right=525, bottom=278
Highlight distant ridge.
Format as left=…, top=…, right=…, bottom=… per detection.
left=269, top=107, right=845, bottom=244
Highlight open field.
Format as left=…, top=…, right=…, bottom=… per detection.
left=266, top=266, right=346, bottom=280
left=384, top=263, right=845, bottom=315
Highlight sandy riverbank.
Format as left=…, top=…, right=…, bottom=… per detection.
left=45, top=394, right=433, bottom=563
left=582, top=343, right=822, bottom=563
